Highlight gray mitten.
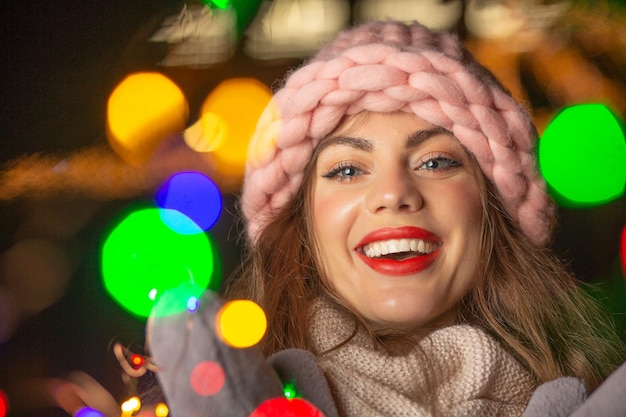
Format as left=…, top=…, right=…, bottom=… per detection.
left=269, top=349, right=340, bottom=417
left=523, top=361, right=626, bottom=417
left=146, top=290, right=330, bottom=416
left=522, top=377, right=587, bottom=417
left=570, top=361, right=626, bottom=417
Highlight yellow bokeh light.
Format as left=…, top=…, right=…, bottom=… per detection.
left=246, top=99, right=281, bottom=168
left=217, top=299, right=267, bottom=348
left=155, top=403, right=170, bottom=417
left=184, top=112, right=228, bottom=153
left=189, top=78, right=272, bottom=179
left=121, top=396, right=142, bottom=414
left=107, top=72, right=189, bottom=165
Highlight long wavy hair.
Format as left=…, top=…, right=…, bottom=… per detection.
left=224, top=126, right=625, bottom=391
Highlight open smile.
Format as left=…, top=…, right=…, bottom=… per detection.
left=355, top=227, right=442, bottom=275
left=361, top=238, right=438, bottom=258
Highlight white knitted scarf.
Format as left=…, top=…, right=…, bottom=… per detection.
left=309, top=299, right=535, bottom=417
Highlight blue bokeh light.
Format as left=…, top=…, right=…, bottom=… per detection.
left=156, top=171, right=222, bottom=233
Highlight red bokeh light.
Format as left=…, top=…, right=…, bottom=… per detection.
left=0, top=389, right=8, bottom=417
left=249, top=397, right=325, bottom=417
left=189, top=361, right=225, bottom=396
left=620, top=226, right=626, bottom=280
left=131, top=354, right=145, bottom=369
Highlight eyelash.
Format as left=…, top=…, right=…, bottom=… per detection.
left=321, top=153, right=462, bottom=182
left=417, top=153, right=462, bottom=172
left=321, top=161, right=364, bottom=182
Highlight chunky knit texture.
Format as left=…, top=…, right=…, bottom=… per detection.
left=242, top=20, right=555, bottom=245
left=309, top=299, right=535, bottom=417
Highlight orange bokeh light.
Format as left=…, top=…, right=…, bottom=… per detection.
left=185, top=78, right=272, bottom=179
left=107, top=72, right=188, bottom=165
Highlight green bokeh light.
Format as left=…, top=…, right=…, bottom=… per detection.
left=201, top=0, right=263, bottom=37
left=101, top=207, right=217, bottom=318
left=539, top=104, right=626, bottom=207
left=203, top=0, right=230, bottom=9
left=283, top=380, right=300, bottom=399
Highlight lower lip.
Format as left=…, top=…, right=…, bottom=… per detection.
left=356, top=250, right=440, bottom=276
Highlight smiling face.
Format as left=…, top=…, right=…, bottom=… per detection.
left=310, top=111, right=483, bottom=333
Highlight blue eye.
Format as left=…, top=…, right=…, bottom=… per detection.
left=338, top=166, right=358, bottom=177
left=322, top=162, right=363, bottom=182
left=419, top=156, right=460, bottom=171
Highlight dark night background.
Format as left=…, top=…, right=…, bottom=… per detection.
left=1, top=1, right=625, bottom=416
left=0, top=1, right=291, bottom=414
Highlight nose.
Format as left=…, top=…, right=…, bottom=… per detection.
left=365, top=167, right=423, bottom=214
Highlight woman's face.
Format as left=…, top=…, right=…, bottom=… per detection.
left=311, top=112, right=482, bottom=333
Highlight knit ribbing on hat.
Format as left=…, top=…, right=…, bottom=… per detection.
left=242, top=21, right=554, bottom=245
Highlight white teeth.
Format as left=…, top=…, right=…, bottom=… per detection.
left=362, top=238, right=437, bottom=258
left=398, top=239, right=410, bottom=252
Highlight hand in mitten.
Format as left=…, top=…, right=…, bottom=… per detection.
left=146, top=290, right=329, bottom=417
left=522, top=361, right=626, bottom=417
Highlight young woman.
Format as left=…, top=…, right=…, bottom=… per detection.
left=218, top=19, right=625, bottom=416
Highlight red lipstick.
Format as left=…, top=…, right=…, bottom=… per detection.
left=355, top=226, right=441, bottom=276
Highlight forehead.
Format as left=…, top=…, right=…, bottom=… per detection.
left=330, top=111, right=432, bottom=136
left=316, top=111, right=461, bottom=155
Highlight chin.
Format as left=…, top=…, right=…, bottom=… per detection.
left=368, top=305, right=456, bottom=334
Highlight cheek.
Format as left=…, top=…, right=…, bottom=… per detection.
left=311, top=186, right=362, bottom=284
left=312, top=188, right=359, bottom=243
left=449, top=181, right=483, bottom=272
left=431, top=178, right=483, bottom=262
left=446, top=179, right=482, bottom=228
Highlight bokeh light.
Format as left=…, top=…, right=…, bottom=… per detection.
left=184, top=78, right=272, bottom=179
left=249, top=397, right=324, bottom=417
left=101, top=207, right=217, bottom=318
left=156, top=171, right=222, bottom=232
left=244, top=0, right=350, bottom=60
left=131, top=354, right=145, bottom=369
left=189, top=361, right=225, bottom=396
left=184, top=113, right=227, bottom=153
left=187, top=296, right=200, bottom=312
left=121, top=397, right=141, bottom=414
left=203, top=0, right=231, bottom=9
left=246, top=99, right=280, bottom=168
left=283, top=381, right=299, bottom=399
left=355, top=0, right=462, bottom=31
left=216, top=299, right=267, bottom=348
left=539, top=103, right=626, bottom=207
left=0, top=389, right=7, bottom=417
left=464, top=0, right=524, bottom=39
left=106, top=72, right=188, bottom=165
left=75, top=407, right=105, bottom=417
left=621, top=225, right=626, bottom=276
left=0, top=238, right=75, bottom=316
left=200, top=0, right=263, bottom=38
left=154, top=403, right=169, bottom=417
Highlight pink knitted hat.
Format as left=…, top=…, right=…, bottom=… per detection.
left=242, top=21, right=555, bottom=246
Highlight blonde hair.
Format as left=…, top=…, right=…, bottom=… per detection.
left=225, top=133, right=625, bottom=392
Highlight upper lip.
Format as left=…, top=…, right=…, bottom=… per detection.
left=355, top=226, right=442, bottom=250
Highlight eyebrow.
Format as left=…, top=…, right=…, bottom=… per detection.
left=406, top=126, right=452, bottom=148
left=317, top=126, right=453, bottom=155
